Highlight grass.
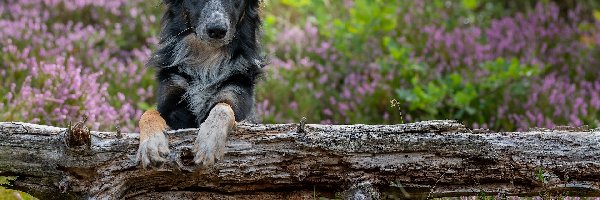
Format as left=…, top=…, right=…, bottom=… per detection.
left=0, top=177, right=35, bottom=200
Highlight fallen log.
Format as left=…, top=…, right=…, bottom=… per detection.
left=0, top=120, right=598, bottom=199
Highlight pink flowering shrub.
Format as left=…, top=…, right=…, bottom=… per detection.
left=415, top=2, right=600, bottom=129
left=1, top=0, right=599, bottom=131
left=257, top=0, right=600, bottom=130
left=0, top=0, right=159, bottom=131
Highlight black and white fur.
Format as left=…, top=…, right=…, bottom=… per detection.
left=137, top=0, right=263, bottom=167
left=148, top=0, right=263, bottom=129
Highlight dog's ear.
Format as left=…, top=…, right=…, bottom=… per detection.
left=244, top=0, right=261, bottom=16
left=246, top=0, right=260, bottom=9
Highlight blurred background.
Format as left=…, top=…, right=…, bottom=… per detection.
left=1, top=0, right=600, bottom=134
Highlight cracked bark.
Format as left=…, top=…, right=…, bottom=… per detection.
left=0, top=120, right=599, bottom=199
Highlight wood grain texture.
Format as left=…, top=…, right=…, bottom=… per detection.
left=0, top=121, right=599, bottom=199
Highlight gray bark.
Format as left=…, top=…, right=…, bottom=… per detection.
left=0, top=120, right=599, bottom=199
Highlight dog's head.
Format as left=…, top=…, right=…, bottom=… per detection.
left=163, top=0, right=259, bottom=46
left=149, top=0, right=262, bottom=68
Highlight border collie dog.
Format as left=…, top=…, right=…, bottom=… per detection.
left=137, top=0, right=263, bottom=168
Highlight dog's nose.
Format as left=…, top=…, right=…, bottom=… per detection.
left=206, top=23, right=227, bottom=39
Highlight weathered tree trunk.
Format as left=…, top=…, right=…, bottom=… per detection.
left=0, top=120, right=598, bottom=199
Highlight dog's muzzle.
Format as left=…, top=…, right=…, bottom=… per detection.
left=206, top=22, right=227, bottom=39
left=196, top=0, right=233, bottom=46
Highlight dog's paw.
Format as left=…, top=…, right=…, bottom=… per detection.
left=137, top=110, right=170, bottom=168
left=192, top=103, right=235, bottom=167
left=136, top=132, right=170, bottom=168
left=192, top=127, right=228, bottom=166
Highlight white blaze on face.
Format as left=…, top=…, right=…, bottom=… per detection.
left=196, top=0, right=233, bottom=44
left=206, top=0, right=226, bottom=20
left=211, top=10, right=225, bottom=20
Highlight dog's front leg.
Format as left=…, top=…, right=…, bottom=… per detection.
left=137, top=110, right=171, bottom=168
left=192, top=103, right=236, bottom=166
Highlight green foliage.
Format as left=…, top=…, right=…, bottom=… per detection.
left=0, top=177, right=36, bottom=200
left=3, top=0, right=599, bottom=131
left=476, top=192, right=496, bottom=200
left=395, top=58, right=539, bottom=129
left=0, top=177, right=15, bottom=186
left=535, top=166, right=547, bottom=183
left=462, top=0, right=479, bottom=10
left=259, top=0, right=600, bottom=130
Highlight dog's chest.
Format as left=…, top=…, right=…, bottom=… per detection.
left=177, top=60, right=228, bottom=86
